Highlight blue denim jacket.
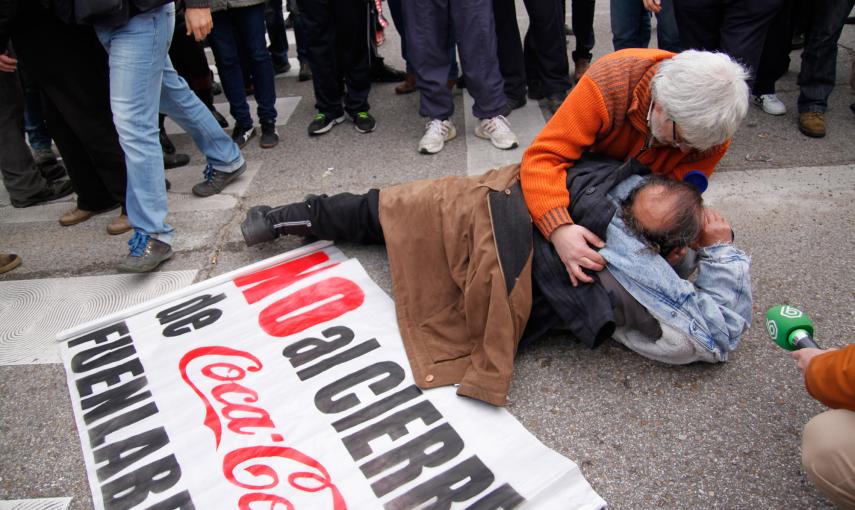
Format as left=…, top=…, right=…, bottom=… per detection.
left=599, top=176, right=752, bottom=362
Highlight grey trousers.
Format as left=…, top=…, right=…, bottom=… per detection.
left=403, top=0, right=507, bottom=120
left=0, top=70, right=46, bottom=202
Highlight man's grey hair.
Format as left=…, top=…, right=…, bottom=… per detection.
left=651, top=50, right=750, bottom=151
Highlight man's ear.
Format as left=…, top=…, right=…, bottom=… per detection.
left=665, top=246, right=688, bottom=266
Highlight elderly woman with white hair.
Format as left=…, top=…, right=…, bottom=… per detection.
left=520, top=48, right=750, bottom=287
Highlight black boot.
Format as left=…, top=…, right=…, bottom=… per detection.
left=241, top=203, right=315, bottom=247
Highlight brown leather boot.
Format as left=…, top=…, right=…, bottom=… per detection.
left=574, top=58, right=591, bottom=83
left=798, top=112, right=826, bottom=138
left=395, top=73, right=417, bottom=95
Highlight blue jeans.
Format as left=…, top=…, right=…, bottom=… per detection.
left=23, top=85, right=52, bottom=152
left=797, top=0, right=855, bottom=113
left=610, top=0, right=681, bottom=53
left=209, top=4, right=278, bottom=127
left=96, top=3, right=244, bottom=245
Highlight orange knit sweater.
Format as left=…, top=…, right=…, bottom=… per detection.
left=521, top=48, right=730, bottom=238
left=806, top=345, right=855, bottom=412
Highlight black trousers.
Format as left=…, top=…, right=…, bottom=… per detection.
left=12, top=8, right=126, bottom=212
left=296, top=0, right=372, bottom=117
left=269, top=190, right=384, bottom=245
left=494, top=0, right=571, bottom=98
left=169, top=13, right=215, bottom=108
left=753, top=0, right=794, bottom=95
left=674, top=0, right=784, bottom=88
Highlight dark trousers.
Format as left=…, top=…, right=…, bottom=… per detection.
left=297, top=0, right=372, bottom=117
left=270, top=191, right=384, bottom=244
left=387, top=0, right=459, bottom=78
left=266, top=0, right=290, bottom=66
left=404, top=0, right=506, bottom=119
left=11, top=12, right=126, bottom=211
left=569, top=0, right=595, bottom=62
left=0, top=70, right=45, bottom=202
left=752, top=0, right=793, bottom=95
left=495, top=0, right=572, bottom=99
left=610, top=0, right=681, bottom=52
left=169, top=14, right=215, bottom=108
left=674, top=0, right=784, bottom=88
left=209, top=4, right=278, bottom=126
left=797, top=0, right=855, bottom=112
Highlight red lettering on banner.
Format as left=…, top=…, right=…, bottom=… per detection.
left=180, top=346, right=346, bottom=508
left=258, top=278, right=364, bottom=338
left=235, top=252, right=337, bottom=305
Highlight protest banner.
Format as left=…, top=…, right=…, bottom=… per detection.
left=59, top=242, right=606, bottom=509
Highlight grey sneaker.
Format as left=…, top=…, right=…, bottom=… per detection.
left=192, top=162, right=247, bottom=197
left=116, top=232, right=173, bottom=273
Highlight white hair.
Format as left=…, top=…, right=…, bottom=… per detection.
left=651, top=50, right=750, bottom=151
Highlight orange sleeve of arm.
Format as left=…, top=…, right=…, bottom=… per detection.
left=521, top=76, right=611, bottom=238
left=805, top=345, right=855, bottom=412
left=670, top=140, right=730, bottom=181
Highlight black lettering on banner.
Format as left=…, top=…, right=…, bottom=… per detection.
left=315, top=361, right=406, bottom=414
left=342, top=400, right=442, bottom=461
left=332, top=385, right=423, bottom=433
left=384, top=455, right=495, bottom=510
left=101, top=454, right=183, bottom=510
left=88, top=402, right=159, bottom=448
left=71, top=334, right=135, bottom=374
left=81, top=376, right=151, bottom=425
left=156, top=293, right=226, bottom=337
left=282, top=326, right=354, bottom=368
left=68, top=322, right=130, bottom=350
left=362, top=423, right=464, bottom=498
left=76, top=358, right=145, bottom=398
left=94, top=427, right=170, bottom=482
left=146, top=491, right=196, bottom=510
left=468, top=483, right=525, bottom=509
left=296, top=339, right=381, bottom=381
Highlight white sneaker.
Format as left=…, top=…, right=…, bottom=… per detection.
left=418, top=119, right=457, bottom=154
left=751, top=94, right=786, bottom=115
left=475, top=115, right=519, bottom=150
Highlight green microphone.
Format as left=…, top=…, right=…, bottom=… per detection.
left=765, top=305, right=820, bottom=351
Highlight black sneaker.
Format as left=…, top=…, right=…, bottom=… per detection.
left=298, top=60, right=312, bottom=82
left=273, top=59, right=291, bottom=75
left=307, top=113, right=345, bottom=136
left=11, top=179, right=74, bottom=208
left=160, top=128, right=176, bottom=154
left=231, top=123, right=256, bottom=148
left=212, top=81, right=223, bottom=95
left=192, top=162, right=247, bottom=197
left=208, top=105, right=229, bottom=128
left=260, top=121, right=279, bottom=148
left=116, top=231, right=173, bottom=273
left=351, top=111, right=376, bottom=133
left=39, top=161, right=67, bottom=182
left=370, top=59, right=406, bottom=83
left=504, top=95, right=527, bottom=116
left=164, top=152, right=191, bottom=169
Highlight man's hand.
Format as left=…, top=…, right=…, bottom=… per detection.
left=185, top=8, right=213, bottom=41
left=643, top=0, right=662, bottom=13
left=792, top=347, right=837, bottom=375
left=550, top=224, right=606, bottom=287
left=0, top=52, right=17, bottom=73
left=694, top=208, right=733, bottom=248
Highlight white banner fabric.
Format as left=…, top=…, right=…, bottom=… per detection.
left=60, top=244, right=606, bottom=510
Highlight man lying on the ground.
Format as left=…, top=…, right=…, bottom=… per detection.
left=522, top=48, right=750, bottom=286
left=241, top=156, right=752, bottom=406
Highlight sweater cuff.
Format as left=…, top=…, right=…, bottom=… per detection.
left=183, top=0, right=210, bottom=8
left=534, top=207, right=573, bottom=239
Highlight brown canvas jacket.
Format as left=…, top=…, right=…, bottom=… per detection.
left=378, top=164, right=533, bottom=406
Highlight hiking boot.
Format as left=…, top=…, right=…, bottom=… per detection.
left=351, top=111, right=376, bottom=133
left=298, top=60, right=312, bottom=82
left=396, top=73, right=417, bottom=95
left=418, top=119, right=457, bottom=154
left=798, top=112, right=826, bottom=138
left=164, top=152, right=191, bottom=169
left=273, top=59, right=291, bottom=75
left=11, top=179, right=74, bottom=208
left=0, top=253, right=21, bottom=274
left=116, top=231, right=173, bottom=273
left=475, top=115, right=519, bottom=150
left=33, top=147, right=58, bottom=167
left=260, top=121, right=279, bottom=148
left=107, top=213, right=132, bottom=235
left=192, top=162, right=247, bottom=197
left=307, top=112, right=345, bottom=136
left=574, top=58, right=591, bottom=82
left=752, top=94, right=786, bottom=115
left=232, top=123, right=256, bottom=148
left=59, top=205, right=118, bottom=226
